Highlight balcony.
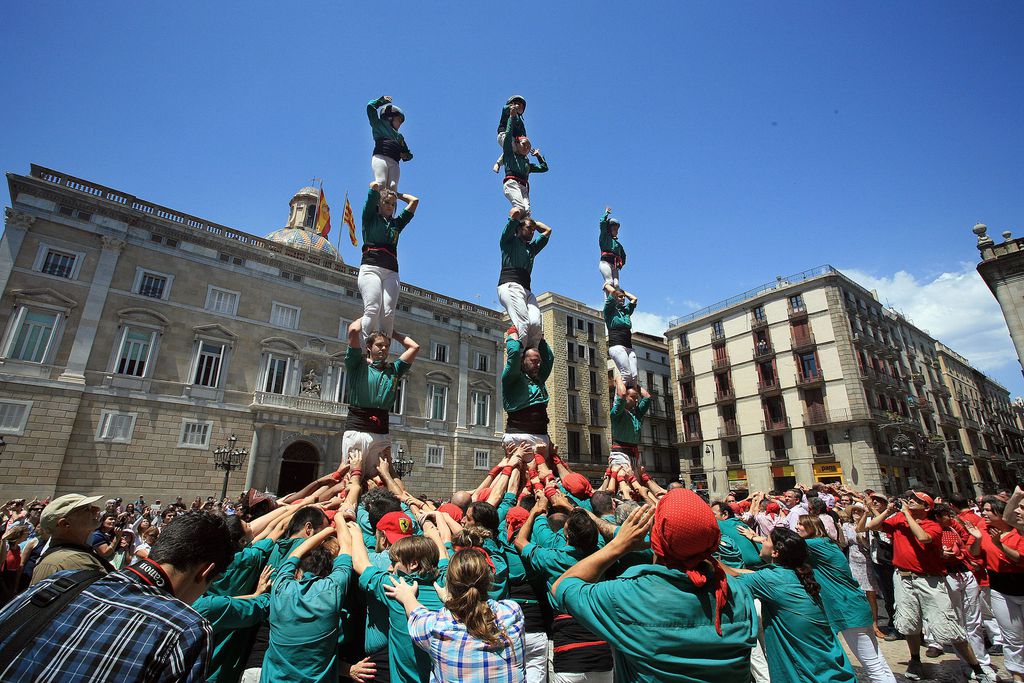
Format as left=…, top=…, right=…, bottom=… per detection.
left=758, top=378, right=782, bottom=396
left=677, top=364, right=694, bottom=380
left=718, top=422, right=741, bottom=438
left=933, top=384, right=951, bottom=398
left=911, top=372, right=926, bottom=385
left=796, top=371, right=825, bottom=389
left=964, top=417, right=982, bottom=432
left=915, top=399, right=934, bottom=413
left=788, top=304, right=808, bottom=320
left=762, top=418, right=792, bottom=433
left=711, top=329, right=726, bottom=345
left=251, top=391, right=348, bottom=416
left=753, top=342, right=775, bottom=361
left=679, top=431, right=703, bottom=445
left=679, top=396, right=698, bottom=413
left=791, top=333, right=816, bottom=352
left=715, top=388, right=736, bottom=404
left=803, top=408, right=852, bottom=426
left=858, top=366, right=875, bottom=382
left=976, top=448, right=993, bottom=461
left=751, top=314, right=768, bottom=331
left=712, top=356, right=731, bottom=371
left=813, top=446, right=835, bottom=462
left=938, top=412, right=962, bottom=429
left=770, top=448, right=789, bottom=462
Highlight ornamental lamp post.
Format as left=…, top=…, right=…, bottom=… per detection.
left=213, top=435, right=248, bottom=501
left=392, top=445, right=414, bottom=479
left=0, top=436, right=6, bottom=456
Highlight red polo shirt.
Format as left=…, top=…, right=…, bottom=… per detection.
left=880, top=512, right=945, bottom=575
left=976, top=529, right=1024, bottom=575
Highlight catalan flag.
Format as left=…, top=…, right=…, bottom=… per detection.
left=314, top=188, right=332, bottom=238
left=342, top=194, right=357, bottom=246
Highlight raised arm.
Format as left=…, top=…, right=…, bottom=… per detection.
left=397, top=192, right=419, bottom=214
left=287, top=526, right=336, bottom=561
left=347, top=520, right=372, bottom=575
left=394, top=330, right=420, bottom=364
left=900, top=505, right=934, bottom=544
left=515, top=494, right=548, bottom=553
left=551, top=505, right=654, bottom=596
left=862, top=498, right=898, bottom=531
left=348, top=319, right=364, bottom=351
left=1004, top=486, right=1024, bottom=532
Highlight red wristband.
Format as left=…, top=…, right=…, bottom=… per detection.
left=628, top=474, right=637, bottom=484
left=351, top=470, right=362, bottom=478
left=507, top=325, right=518, bottom=337
left=544, top=486, right=559, bottom=498
left=533, top=453, right=546, bottom=466
left=489, top=465, right=501, bottom=477
left=641, top=473, right=651, bottom=483
left=501, top=466, right=514, bottom=476
left=615, top=473, right=625, bottom=482
left=604, top=468, right=612, bottom=479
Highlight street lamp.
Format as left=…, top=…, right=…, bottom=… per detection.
left=392, top=446, right=414, bottom=479
left=0, top=436, right=6, bottom=456
left=213, top=435, right=248, bottom=501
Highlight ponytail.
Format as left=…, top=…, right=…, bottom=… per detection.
left=769, top=527, right=822, bottom=601
left=445, top=549, right=510, bottom=649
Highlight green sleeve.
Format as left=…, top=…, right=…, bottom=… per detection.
left=327, top=554, right=353, bottom=595
left=400, top=135, right=413, bottom=161
left=363, top=188, right=380, bottom=228
left=503, top=115, right=517, bottom=155
left=610, top=395, right=625, bottom=418
left=530, top=157, right=548, bottom=174
left=529, top=232, right=549, bottom=256
left=502, top=337, right=524, bottom=396
left=393, top=208, right=415, bottom=232
left=530, top=515, right=562, bottom=549
left=497, top=492, right=516, bottom=524
left=519, top=542, right=562, bottom=582
left=730, top=569, right=772, bottom=601
left=538, top=340, right=555, bottom=383
left=273, top=555, right=301, bottom=591
left=552, top=577, right=619, bottom=639
left=345, top=346, right=365, bottom=373
left=625, top=300, right=636, bottom=315
left=635, top=397, right=651, bottom=420
left=501, top=218, right=521, bottom=250
left=367, top=97, right=389, bottom=138
left=393, top=358, right=411, bottom=378
left=358, top=564, right=387, bottom=597
left=194, top=593, right=271, bottom=629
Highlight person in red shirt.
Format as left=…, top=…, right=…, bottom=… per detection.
left=863, top=490, right=989, bottom=682
left=950, top=493, right=1005, bottom=653
left=964, top=496, right=1024, bottom=681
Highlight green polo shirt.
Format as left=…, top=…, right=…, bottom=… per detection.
left=599, top=211, right=625, bottom=263
left=344, top=347, right=411, bottom=410
left=603, top=296, right=635, bottom=331
left=530, top=515, right=568, bottom=550
left=262, top=554, right=353, bottom=683
left=733, top=567, right=857, bottom=683
left=717, top=518, right=766, bottom=569
left=361, top=187, right=414, bottom=251
left=500, top=218, right=549, bottom=272
left=193, top=593, right=271, bottom=683
left=610, top=396, right=650, bottom=445
left=805, top=537, right=873, bottom=632
left=520, top=542, right=588, bottom=591
left=205, top=538, right=274, bottom=597
left=360, top=565, right=447, bottom=683
left=502, top=113, right=548, bottom=180
left=554, top=564, right=758, bottom=682
left=367, top=96, right=412, bottom=159
left=501, top=338, right=554, bottom=413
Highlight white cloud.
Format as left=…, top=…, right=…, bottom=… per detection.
left=841, top=264, right=1019, bottom=378
left=630, top=311, right=673, bottom=337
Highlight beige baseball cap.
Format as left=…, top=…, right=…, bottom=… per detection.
left=40, top=493, right=103, bottom=533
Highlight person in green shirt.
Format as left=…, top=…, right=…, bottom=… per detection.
left=553, top=490, right=759, bottom=683
left=262, top=520, right=353, bottom=683
left=492, top=94, right=527, bottom=173
left=608, top=372, right=650, bottom=472
left=500, top=328, right=555, bottom=460
left=194, top=565, right=274, bottom=683
left=711, top=501, right=767, bottom=570
left=728, top=528, right=857, bottom=683
left=500, top=106, right=548, bottom=215
left=358, top=182, right=418, bottom=347
left=367, top=95, right=412, bottom=191
left=598, top=207, right=626, bottom=295
left=497, top=213, right=552, bottom=350
left=337, top=318, right=419, bottom=482
left=605, top=287, right=639, bottom=387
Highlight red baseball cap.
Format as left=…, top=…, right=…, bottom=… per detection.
left=378, top=511, right=414, bottom=545
left=910, top=490, right=934, bottom=511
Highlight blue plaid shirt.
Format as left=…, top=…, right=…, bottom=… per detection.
left=410, top=599, right=526, bottom=682
left=0, top=561, right=211, bottom=682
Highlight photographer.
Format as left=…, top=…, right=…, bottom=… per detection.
left=89, top=512, right=126, bottom=561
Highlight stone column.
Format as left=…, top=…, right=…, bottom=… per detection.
left=58, top=235, right=124, bottom=384
left=456, top=332, right=470, bottom=429
left=493, top=338, right=505, bottom=433
left=0, top=210, right=33, bottom=298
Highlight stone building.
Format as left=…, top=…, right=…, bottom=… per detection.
left=665, top=265, right=1021, bottom=499
left=629, top=331, right=679, bottom=478
left=975, top=222, right=1024, bottom=375
left=0, top=164, right=505, bottom=500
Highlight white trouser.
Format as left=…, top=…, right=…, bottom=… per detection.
left=980, top=585, right=1005, bottom=646
left=608, top=345, right=638, bottom=386
left=841, top=627, right=896, bottom=683
left=608, top=450, right=640, bottom=471
left=503, top=178, right=531, bottom=214
left=991, top=589, right=1024, bottom=675
left=524, top=632, right=548, bottom=683
left=340, top=430, right=391, bottom=480
left=357, top=264, right=400, bottom=346
left=494, top=132, right=506, bottom=171
left=240, top=668, right=261, bottom=683
left=598, top=260, right=619, bottom=289
left=751, top=598, right=771, bottom=683
left=498, top=282, right=542, bottom=348
left=371, top=154, right=399, bottom=191
left=946, top=571, right=990, bottom=666
left=550, top=673, right=613, bottom=683
left=502, top=433, right=551, bottom=456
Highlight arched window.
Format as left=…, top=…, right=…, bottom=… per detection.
left=304, top=203, right=316, bottom=228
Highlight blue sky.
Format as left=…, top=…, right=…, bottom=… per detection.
left=2, top=3, right=1023, bottom=392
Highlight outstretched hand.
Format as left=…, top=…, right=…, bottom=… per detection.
left=614, top=504, right=655, bottom=552
left=384, top=575, right=419, bottom=607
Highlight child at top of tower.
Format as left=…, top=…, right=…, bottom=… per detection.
left=500, top=100, right=547, bottom=215
left=367, top=95, right=412, bottom=192
left=599, top=207, right=626, bottom=295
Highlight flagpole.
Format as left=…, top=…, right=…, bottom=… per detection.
left=312, top=178, right=323, bottom=234
left=337, top=191, right=348, bottom=254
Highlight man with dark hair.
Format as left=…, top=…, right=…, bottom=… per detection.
left=358, top=487, right=404, bottom=551
left=590, top=491, right=615, bottom=523
left=501, top=326, right=555, bottom=456
left=0, top=511, right=231, bottom=682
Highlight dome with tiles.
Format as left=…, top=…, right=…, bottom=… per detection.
left=263, top=185, right=341, bottom=261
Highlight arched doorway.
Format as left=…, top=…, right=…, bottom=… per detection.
left=277, top=441, right=319, bottom=495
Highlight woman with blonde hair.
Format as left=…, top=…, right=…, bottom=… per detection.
left=387, top=547, right=526, bottom=681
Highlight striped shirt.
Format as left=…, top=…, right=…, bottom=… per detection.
left=0, top=560, right=210, bottom=682
left=409, top=599, right=526, bottom=682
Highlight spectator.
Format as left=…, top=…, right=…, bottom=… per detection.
left=0, top=510, right=233, bottom=682
left=30, top=494, right=111, bottom=586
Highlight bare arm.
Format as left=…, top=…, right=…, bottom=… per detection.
left=393, top=330, right=419, bottom=365
left=287, top=526, right=335, bottom=560
left=551, top=505, right=654, bottom=596
left=515, top=496, right=548, bottom=553
left=533, top=220, right=552, bottom=237
left=397, top=193, right=419, bottom=214
left=901, top=506, right=934, bottom=544
left=1004, top=486, right=1024, bottom=532
left=347, top=521, right=371, bottom=575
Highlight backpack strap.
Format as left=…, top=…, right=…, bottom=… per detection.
left=0, top=569, right=106, bottom=671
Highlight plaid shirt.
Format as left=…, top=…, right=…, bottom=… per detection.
left=0, top=560, right=211, bottom=682
left=410, top=599, right=525, bottom=682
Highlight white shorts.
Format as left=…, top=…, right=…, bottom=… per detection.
left=893, top=570, right=967, bottom=643
left=340, top=430, right=392, bottom=480
left=502, top=433, right=551, bottom=455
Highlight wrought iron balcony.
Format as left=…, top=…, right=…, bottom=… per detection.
left=751, top=315, right=769, bottom=330
left=712, top=356, right=731, bottom=371
left=796, top=371, right=825, bottom=388
left=791, top=333, right=817, bottom=352
left=938, top=412, right=962, bottom=429
left=758, top=378, right=782, bottom=396
left=762, top=418, right=792, bottom=433
left=719, top=422, right=741, bottom=438
left=679, top=396, right=698, bottom=412
left=715, top=388, right=736, bottom=404
left=753, top=342, right=775, bottom=360
left=788, top=304, right=808, bottom=320
left=803, top=408, right=851, bottom=426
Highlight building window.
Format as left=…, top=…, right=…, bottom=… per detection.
left=568, top=430, right=582, bottom=458
left=133, top=270, right=171, bottom=300
left=565, top=315, right=574, bottom=335
left=0, top=400, right=32, bottom=435
left=587, top=322, right=596, bottom=342
left=711, top=320, right=724, bottom=337
left=270, top=302, right=301, bottom=330
left=753, top=305, right=766, bottom=322
left=427, top=384, right=448, bottom=420
left=96, top=410, right=137, bottom=443
left=813, top=430, right=831, bottom=456
left=4, top=309, right=60, bottom=363
left=589, top=370, right=598, bottom=393
left=115, top=327, right=155, bottom=377
left=432, top=342, right=449, bottom=363
left=590, top=398, right=601, bottom=426
left=568, top=365, right=577, bottom=390
left=568, top=394, right=580, bottom=423
left=577, top=344, right=586, bottom=360
left=335, top=368, right=347, bottom=402
left=193, top=342, right=225, bottom=387
left=789, top=294, right=805, bottom=310
left=471, top=391, right=490, bottom=427
left=474, top=449, right=490, bottom=470
left=263, top=354, right=290, bottom=394
left=799, top=352, right=818, bottom=378
left=590, top=433, right=603, bottom=458
left=426, top=445, right=444, bottom=468
left=39, top=249, right=78, bottom=279
left=393, top=378, right=406, bottom=415
left=566, top=342, right=575, bottom=363
left=474, top=352, right=489, bottom=373
left=588, top=347, right=597, bottom=367
left=304, top=204, right=316, bottom=228
left=178, top=419, right=213, bottom=449
left=205, top=286, right=239, bottom=316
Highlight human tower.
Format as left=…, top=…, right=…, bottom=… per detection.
left=335, top=94, right=652, bottom=480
